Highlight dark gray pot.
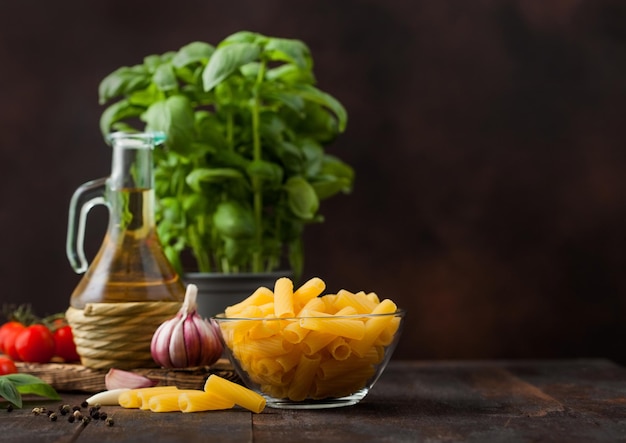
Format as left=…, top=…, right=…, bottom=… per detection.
left=184, top=271, right=293, bottom=319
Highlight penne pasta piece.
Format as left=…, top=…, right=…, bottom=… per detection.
left=179, top=390, right=235, bottom=412
left=204, top=374, right=266, bottom=413
left=235, top=334, right=294, bottom=358
left=334, top=289, right=378, bottom=314
left=293, top=277, right=326, bottom=308
left=118, top=386, right=178, bottom=409
left=296, top=296, right=326, bottom=316
left=300, top=330, right=336, bottom=355
left=299, top=312, right=366, bottom=340
left=139, top=388, right=195, bottom=410
left=283, top=321, right=310, bottom=343
left=350, top=299, right=398, bottom=357
left=148, top=392, right=186, bottom=412
left=327, top=337, right=351, bottom=360
left=273, top=277, right=295, bottom=318
left=225, top=286, right=274, bottom=317
left=287, top=354, right=321, bottom=401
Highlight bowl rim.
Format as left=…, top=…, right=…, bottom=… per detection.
left=211, top=309, right=406, bottom=322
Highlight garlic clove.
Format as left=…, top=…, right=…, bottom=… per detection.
left=86, top=388, right=131, bottom=406
left=105, top=368, right=157, bottom=390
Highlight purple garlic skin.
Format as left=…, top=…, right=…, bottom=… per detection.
left=151, top=284, right=223, bottom=369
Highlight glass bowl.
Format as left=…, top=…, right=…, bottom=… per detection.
left=212, top=310, right=405, bottom=409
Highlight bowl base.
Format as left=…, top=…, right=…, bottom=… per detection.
left=264, top=389, right=369, bottom=409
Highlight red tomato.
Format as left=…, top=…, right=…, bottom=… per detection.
left=0, top=321, right=24, bottom=354
left=14, top=324, right=56, bottom=363
left=2, top=323, right=26, bottom=361
left=53, top=325, right=80, bottom=362
left=0, top=356, right=17, bottom=375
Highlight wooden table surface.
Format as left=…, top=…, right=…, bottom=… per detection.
left=2, top=359, right=626, bottom=442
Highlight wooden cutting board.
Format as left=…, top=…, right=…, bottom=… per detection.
left=15, top=359, right=237, bottom=393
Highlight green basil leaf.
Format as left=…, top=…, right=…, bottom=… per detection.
left=312, top=176, right=353, bottom=200
left=98, top=65, right=151, bottom=104
left=202, top=43, right=261, bottom=92
left=221, top=31, right=265, bottom=45
left=246, top=159, right=283, bottom=186
left=16, top=383, right=61, bottom=401
left=213, top=201, right=255, bottom=238
left=266, top=64, right=315, bottom=85
left=142, top=95, right=194, bottom=153
left=172, top=41, right=214, bottom=68
left=153, top=63, right=178, bottom=92
left=285, top=176, right=319, bottom=219
left=264, top=37, right=312, bottom=70
left=321, top=154, right=356, bottom=183
left=99, top=99, right=144, bottom=137
left=293, top=84, right=348, bottom=132
left=263, top=89, right=305, bottom=115
left=0, top=377, right=22, bottom=408
left=186, top=168, right=244, bottom=192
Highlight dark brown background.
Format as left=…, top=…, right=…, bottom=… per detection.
left=1, top=0, right=625, bottom=363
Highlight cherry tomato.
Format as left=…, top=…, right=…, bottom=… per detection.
left=0, top=321, right=24, bottom=354
left=2, top=323, right=26, bottom=361
left=14, top=324, right=56, bottom=363
left=53, top=325, right=80, bottom=362
left=0, top=356, right=17, bottom=375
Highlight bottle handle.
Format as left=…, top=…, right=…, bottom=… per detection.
left=66, top=177, right=108, bottom=274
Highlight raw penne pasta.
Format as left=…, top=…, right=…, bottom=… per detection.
left=248, top=317, right=281, bottom=340
left=273, top=277, right=295, bottom=318
left=292, top=277, right=326, bottom=307
left=296, top=296, right=326, bottom=316
left=148, top=391, right=189, bottom=412
left=139, top=388, right=196, bottom=410
left=287, top=354, right=321, bottom=402
left=327, top=337, right=351, bottom=361
left=282, top=321, right=310, bottom=343
left=299, top=312, right=365, bottom=340
left=204, top=374, right=266, bottom=413
left=300, top=330, right=336, bottom=355
left=334, top=289, right=377, bottom=314
left=251, top=357, right=284, bottom=377
left=275, top=350, right=302, bottom=372
left=350, top=300, right=398, bottom=357
left=225, top=286, right=274, bottom=317
left=178, top=391, right=235, bottom=412
left=118, top=386, right=178, bottom=409
left=235, top=334, right=293, bottom=358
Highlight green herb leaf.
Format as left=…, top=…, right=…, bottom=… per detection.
left=213, top=201, right=255, bottom=239
left=153, top=63, right=178, bottom=92
left=172, top=41, right=215, bottom=68
left=202, top=43, right=261, bottom=92
left=293, top=84, right=348, bottom=133
left=0, top=374, right=60, bottom=408
left=98, top=65, right=151, bottom=104
left=285, top=176, right=319, bottom=220
left=264, top=37, right=312, bottom=70
left=186, top=168, right=245, bottom=192
left=0, top=377, right=22, bottom=408
left=142, top=95, right=194, bottom=153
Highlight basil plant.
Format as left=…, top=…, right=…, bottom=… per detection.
left=98, top=31, right=354, bottom=278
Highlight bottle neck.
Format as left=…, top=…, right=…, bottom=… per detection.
left=107, top=141, right=156, bottom=235
left=110, top=143, right=154, bottom=191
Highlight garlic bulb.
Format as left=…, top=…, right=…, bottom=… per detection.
left=150, top=284, right=223, bottom=369
left=105, top=368, right=156, bottom=390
